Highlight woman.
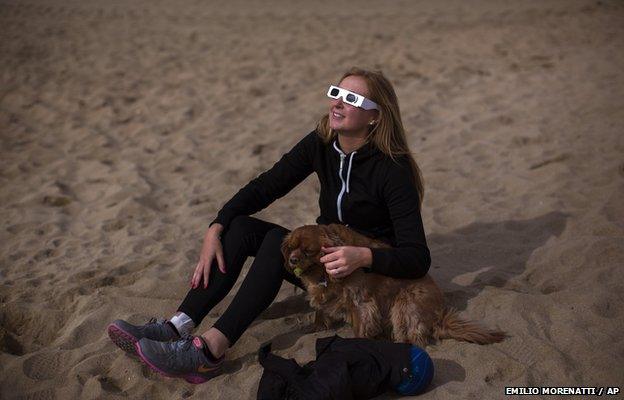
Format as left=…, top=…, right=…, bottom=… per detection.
left=107, top=67, right=431, bottom=384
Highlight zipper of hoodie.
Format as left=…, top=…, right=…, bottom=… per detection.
left=336, top=153, right=347, bottom=223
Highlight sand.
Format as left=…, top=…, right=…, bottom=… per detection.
left=1, top=0, right=623, bottom=398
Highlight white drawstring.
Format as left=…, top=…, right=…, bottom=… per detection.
left=332, top=140, right=357, bottom=193
left=332, top=140, right=343, bottom=155
left=332, top=139, right=358, bottom=222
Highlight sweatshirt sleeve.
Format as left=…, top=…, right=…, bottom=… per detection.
left=369, top=159, right=431, bottom=279
left=209, top=131, right=317, bottom=231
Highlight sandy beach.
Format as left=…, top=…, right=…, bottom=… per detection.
left=1, top=0, right=623, bottom=398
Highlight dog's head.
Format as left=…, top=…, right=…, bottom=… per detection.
left=281, top=224, right=344, bottom=278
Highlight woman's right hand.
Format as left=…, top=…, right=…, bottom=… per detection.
left=191, top=223, right=226, bottom=289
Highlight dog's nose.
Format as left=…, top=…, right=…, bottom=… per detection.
left=289, top=256, right=299, bottom=266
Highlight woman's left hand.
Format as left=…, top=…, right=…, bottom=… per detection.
left=320, top=246, right=372, bottom=278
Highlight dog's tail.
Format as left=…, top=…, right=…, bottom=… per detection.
left=433, top=308, right=506, bottom=345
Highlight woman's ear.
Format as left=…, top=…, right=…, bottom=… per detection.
left=369, top=110, right=380, bottom=124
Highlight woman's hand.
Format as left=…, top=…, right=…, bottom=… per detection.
left=191, top=224, right=226, bottom=289
left=320, top=246, right=372, bottom=279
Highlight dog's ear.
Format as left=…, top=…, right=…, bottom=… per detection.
left=321, top=224, right=346, bottom=247
left=281, top=233, right=293, bottom=266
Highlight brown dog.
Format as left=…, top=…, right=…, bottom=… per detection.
left=281, top=223, right=506, bottom=347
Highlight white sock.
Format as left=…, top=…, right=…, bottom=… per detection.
left=170, top=312, right=195, bottom=336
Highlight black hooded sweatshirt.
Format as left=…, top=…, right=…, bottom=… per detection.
left=209, top=130, right=431, bottom=279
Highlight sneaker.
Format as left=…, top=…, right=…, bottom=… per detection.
left=107, top=318, right=180, bottom=356
left=135, top=335, right=224, bottom=384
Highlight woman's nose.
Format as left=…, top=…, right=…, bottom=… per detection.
left=331, top=97, right=344, bottom=108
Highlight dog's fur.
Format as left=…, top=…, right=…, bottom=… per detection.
left=281, top=223, right=506, bottom=347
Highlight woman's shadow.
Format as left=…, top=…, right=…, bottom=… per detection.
left=428, top=210, right=568, bottom=311
left=226, top=211, right=569, bottom=382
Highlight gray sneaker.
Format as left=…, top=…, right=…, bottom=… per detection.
left=136, top=335, right=224, bottom=384
left=107, top=318, right=179, bottom=356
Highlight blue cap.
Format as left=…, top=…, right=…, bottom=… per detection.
left=394, top=346, right=434, bottom=396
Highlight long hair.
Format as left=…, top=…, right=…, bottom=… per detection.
left=316, top=67, right=425, bottom=205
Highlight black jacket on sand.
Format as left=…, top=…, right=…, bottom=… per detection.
left=209, top=130, right=431, bottom=279
left=256, top=335, right=415, bottom=400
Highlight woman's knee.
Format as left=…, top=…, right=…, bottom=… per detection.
left=254, top=227, right=290, bottom=273
left=225, top=215, right=256, bottom=239
left=262, top=227, right=290, bottom=252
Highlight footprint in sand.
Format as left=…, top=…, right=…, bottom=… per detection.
left=101, top=219, right=126, bottom=232
left=15, top=388, right=56, bottom=400
left=540, top=283, right=563, bottom=294
left=591, top=297, right=618, bottom=319
left=23, top=351, right=65, bottom=380
left=0, top=326, right=24, bottom=356
left=470, top=115, right=514, bottom=134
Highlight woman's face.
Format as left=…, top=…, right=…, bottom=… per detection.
left=328, top=75, right=379, bottom=136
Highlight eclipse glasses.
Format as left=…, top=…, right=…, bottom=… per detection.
left=327, top=85, right=379, bottom=110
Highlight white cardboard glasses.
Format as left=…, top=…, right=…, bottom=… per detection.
left=327, top=85, right=379, bottom=110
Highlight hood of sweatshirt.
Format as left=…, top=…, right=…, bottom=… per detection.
left=331, top=137, right=382, bottom=195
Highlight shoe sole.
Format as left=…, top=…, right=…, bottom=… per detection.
left=107, top=323, right=139, bottom=356
left=135, top=342, right=220, bottom=384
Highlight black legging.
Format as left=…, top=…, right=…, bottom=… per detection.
left=177, top=215, right=304, bottom=346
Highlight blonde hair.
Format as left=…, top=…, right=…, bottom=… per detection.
left=316, top=67, right=425, bottom=204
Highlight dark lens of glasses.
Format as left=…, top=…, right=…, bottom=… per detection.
left=330, top=88, right=340, bottom=97
left=346, top=93, right=357, bottom=103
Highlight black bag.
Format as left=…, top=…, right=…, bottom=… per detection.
left=257, top=335, right=431, bottom=400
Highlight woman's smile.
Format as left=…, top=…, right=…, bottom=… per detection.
left=331, top=110, right=345, bottom=119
